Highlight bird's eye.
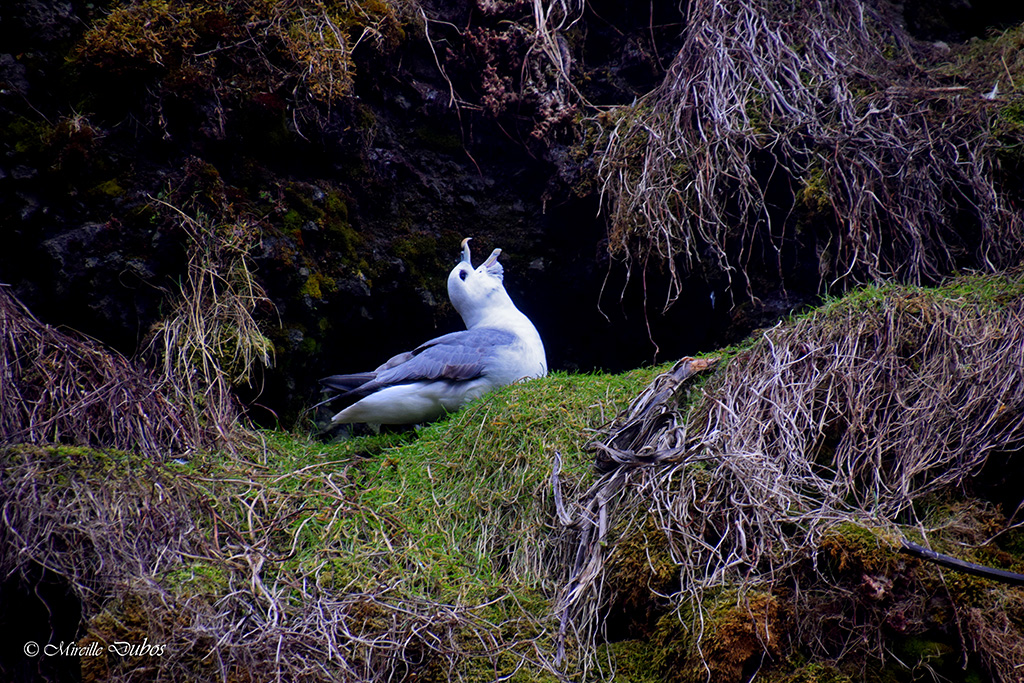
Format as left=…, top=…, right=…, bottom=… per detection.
left=459, top=270, right=468, bottom=281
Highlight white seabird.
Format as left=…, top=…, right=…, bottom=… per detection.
left=320, top=238, right=547, bottom=425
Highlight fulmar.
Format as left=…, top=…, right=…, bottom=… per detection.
left=319, top=238, right=547, bottom=425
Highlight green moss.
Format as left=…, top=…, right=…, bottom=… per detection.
left=993, top=99, right=1024, bottom=172
left=995, top=99, right=1024, bottom=138
left=300, top=271, right=336, bottom=300
left=910, top=499, right=1024, bottom=606
left=90, top=178, right=125, bottom=198
left=1000, top=526, right=1024, bottom=559
left=321, top=190, right=359, bottom=256
left=1, top=360, right=668, bottom=680
left=601, top=638, right=665, bottom=683
left=298, top=334, right=320, bottom=356
left=294, top=366, right=666, bottom=584
left=792, top=159, right=837, bottom=268
left=277, top=0, right=412, bottom=103
left=391, top=232, right=448, bottom=292
left=3, top=116, right=54, bottom=156
left=797, top=164, right=831, bottom=216
left=323, top=191, right=348, bottom=222
left=818, top=522, right=900, bottom=576
left=75, top=0, right=415, bottom=112
left=653, top=589, right=790, bottom=683
left=811, top=269, right=1024, bottom=321
left=576, top=103, right=656, bottom=209
left=414, top=124, right=464, bottom=153
left=279, top=184, right=359, bottom=258
left=763, top=661, right=853, bottom=683
left=282, top=183, right=316, bottom=213
left=931, top=269, right=1024, bottom=309
left=282, top=208, right=304, bottom=234
left=604, top=513, right=679, bottom=635
left=75, top=0, right=208, bottom=75
left=161, top=561, right=226, bottom=596
left=5, top=444, right=152, bottom=483
left=111, top=367, right=664, bottom=675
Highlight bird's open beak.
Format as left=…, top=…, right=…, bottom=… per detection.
left=482, top=248, right=501, bottom=267
left=460, top=237, right=473, bottom=265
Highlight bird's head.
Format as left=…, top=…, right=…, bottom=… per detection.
left=448, top=237, right=513, bottom=328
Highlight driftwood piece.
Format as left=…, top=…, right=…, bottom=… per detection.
left=591, top=357, right=719, bottom=473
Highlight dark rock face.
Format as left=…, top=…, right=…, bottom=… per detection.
left=3, top=0, right=77, bottom=47
left=8, top=0, right=1015, bottom=424
left=0, top=566, right=82, bottom=683
left=902, top=0, right=1024, bottom=41
left=0, top=0, right=718, bottom=425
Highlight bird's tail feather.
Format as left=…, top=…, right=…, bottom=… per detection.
left=320, top=372, right=376, bottom=394
left=312, top=373, right=379, bottom=411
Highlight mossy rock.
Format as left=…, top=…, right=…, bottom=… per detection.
left=654, top=589, right=791, bottom=683
left=80, top=589, right=217, bottom=683
left=763, top=661, right=853, bottom=683
left=604, top=513, right=680, bottom=638
left=818, top=523, right=902, bottom=577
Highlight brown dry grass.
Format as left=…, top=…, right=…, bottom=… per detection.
left=0, top=196, right=272, bottom=458
left=0, top=285, right=202, bottom=457
left=557, top=272, right=1024, bottom=681
left=147, top=200, right=274, bottom=452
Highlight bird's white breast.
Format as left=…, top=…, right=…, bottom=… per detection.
left=476, top=308, right=547, bottom=383
left=331, top=377, right=495, bottom=425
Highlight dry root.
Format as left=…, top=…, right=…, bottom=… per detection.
left=596, top=0, right=1024, bottom=304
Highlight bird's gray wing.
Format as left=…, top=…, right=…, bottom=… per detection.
left=348, top=328, right=518, bottom=398
left=375, top=350, right=416, bottom=372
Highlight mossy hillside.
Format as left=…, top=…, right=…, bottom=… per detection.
left=818, top=523, right=903, bottom=576
left=4, top=274, right=1024, bottom=680
left=48, top=365, right=670, bottom=680
left=763, top=662, right=853, bottom=683
left=602, top=505, right=1015, bottom=683
left=812, top=269, right=1024, bottom=316
left=799, top=500, right=1020, bottom=683
left=291, top=366, right=671, bottom=598
left=3, top=444, right=160, bottom=496
left=0, top=440, right=205, bottom=653
left=601, top=513, right=681, bottom=638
